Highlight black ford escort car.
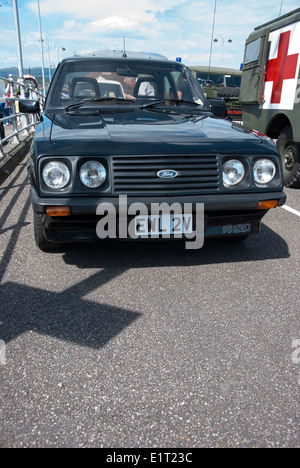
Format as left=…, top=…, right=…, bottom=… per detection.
left=20, top=51, right=286, bottom=251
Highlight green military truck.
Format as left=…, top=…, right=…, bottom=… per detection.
left=190, top=65, right=242, bottom=121
left=240, top=8, right=300, bottom=188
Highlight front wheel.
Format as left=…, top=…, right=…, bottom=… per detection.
left=34, top=212, right=58, bottom=252
left=277, top=126, right=300, bottom=188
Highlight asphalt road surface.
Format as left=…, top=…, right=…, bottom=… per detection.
left=0, top=158, right=299, bottom=448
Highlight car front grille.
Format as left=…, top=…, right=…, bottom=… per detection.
left=112, top=154, right=220, bottom=195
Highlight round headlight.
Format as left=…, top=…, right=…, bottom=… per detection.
left=253, top=159, right=276, bottom=184
left=80, top=161, right=107, bottom=188
left=222, top=160, right=245, bottom=186
left=42, top=161, right=70, bottom=189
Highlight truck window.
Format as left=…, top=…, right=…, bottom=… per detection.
left=224, top=75, right=241, bottom=87
left=244, top=38, right=262, bottom=64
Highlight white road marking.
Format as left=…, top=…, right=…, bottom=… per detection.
left=281, top=205, right=300, bottom=217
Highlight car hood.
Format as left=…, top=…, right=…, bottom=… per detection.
left=35, top=110, right=276, bottom=156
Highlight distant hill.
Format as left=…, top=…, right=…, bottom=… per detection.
left=0, top=67, right=53, bottom=79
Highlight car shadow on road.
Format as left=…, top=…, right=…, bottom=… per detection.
left=0, top=270, right=141, bottom=349
left=61, top=223, right=290, bottom=270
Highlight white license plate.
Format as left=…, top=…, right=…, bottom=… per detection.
left=134, top=214, right=193, bottom=236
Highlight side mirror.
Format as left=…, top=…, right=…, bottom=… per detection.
left=208, top=98, right=227, bottom=119
left=19, top=99, right=40, bottom=114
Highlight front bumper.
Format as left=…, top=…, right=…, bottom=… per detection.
left=31, top=186, right=286, bottom=243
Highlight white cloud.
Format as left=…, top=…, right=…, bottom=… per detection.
left=89, top=17, right=139, bottom=31
left=1, top=0, right=300, bottom=70
left=28, top=0, right=157, bottom=21
left=63, top=20, right=77, bottom=30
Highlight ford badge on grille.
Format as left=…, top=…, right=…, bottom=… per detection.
left=157, top=169, right=179, bottom=179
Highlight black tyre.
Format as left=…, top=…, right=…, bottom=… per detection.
left=34, top=212, right=58, bottom=251
left=217, top=86, right=240, bottom=98
left=277, top=126, right=300, bottom=188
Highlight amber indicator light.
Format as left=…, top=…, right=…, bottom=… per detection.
left=258, top=200, right=278, bottom=210
left=46, top=206, right=71, bottom=216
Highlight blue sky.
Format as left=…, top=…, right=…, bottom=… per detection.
left=0, top=0, right=299, bottom=72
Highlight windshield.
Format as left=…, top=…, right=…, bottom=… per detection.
left=46, top=58, right=208, bottom=111
left=196, top=72, right=241, bottom=88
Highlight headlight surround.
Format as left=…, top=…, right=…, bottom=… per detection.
left=222, top=159, right=245, bottom=187
left=253, top=159, right=276, bottom=185
left=42, top=161, right=70, bottom=189
left=79, top=161, right=107, bottom=188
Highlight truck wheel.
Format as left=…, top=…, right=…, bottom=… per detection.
left=34, top=212, right=58, bottom=251
left=277, top=126, right=300, bottom=188
left=217, top=86, right=240, bottom=98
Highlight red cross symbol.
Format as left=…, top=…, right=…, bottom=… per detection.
left=265, top=30, right=299, bottom=104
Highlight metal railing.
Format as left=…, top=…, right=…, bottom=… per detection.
left=0, top=76, right=44, bottom=158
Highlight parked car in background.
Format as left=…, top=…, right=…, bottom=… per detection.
left=98, top=79, right=125, bottom=99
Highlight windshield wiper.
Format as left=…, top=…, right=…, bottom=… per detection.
left=65, top=108, right=103, bottom=116
left=140, top=99, right=169, bottom=109
left=65, top=97, right=135, bottom=113
left=140, top=99, right=204, bottom=110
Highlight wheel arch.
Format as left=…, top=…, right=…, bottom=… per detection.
left=266, top=114, right=292, bottom=139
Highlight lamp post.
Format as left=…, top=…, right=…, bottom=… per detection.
left=42, top=35, right=51, bottom=84
left=12, top=0, right=24, bottom=82
left=208, top=0, right=217, bottom=82
left=213, top=35, right=232, bottom=67
left=37, top=0, right=46, bottom=95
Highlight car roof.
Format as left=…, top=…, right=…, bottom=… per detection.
left=60, top=50, right=185, bottom=68
left=73, top=50, right=169, bottom=61
left=98, top=79, right=123, bottom=85
left=189, top=66, right=242, bottom=76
